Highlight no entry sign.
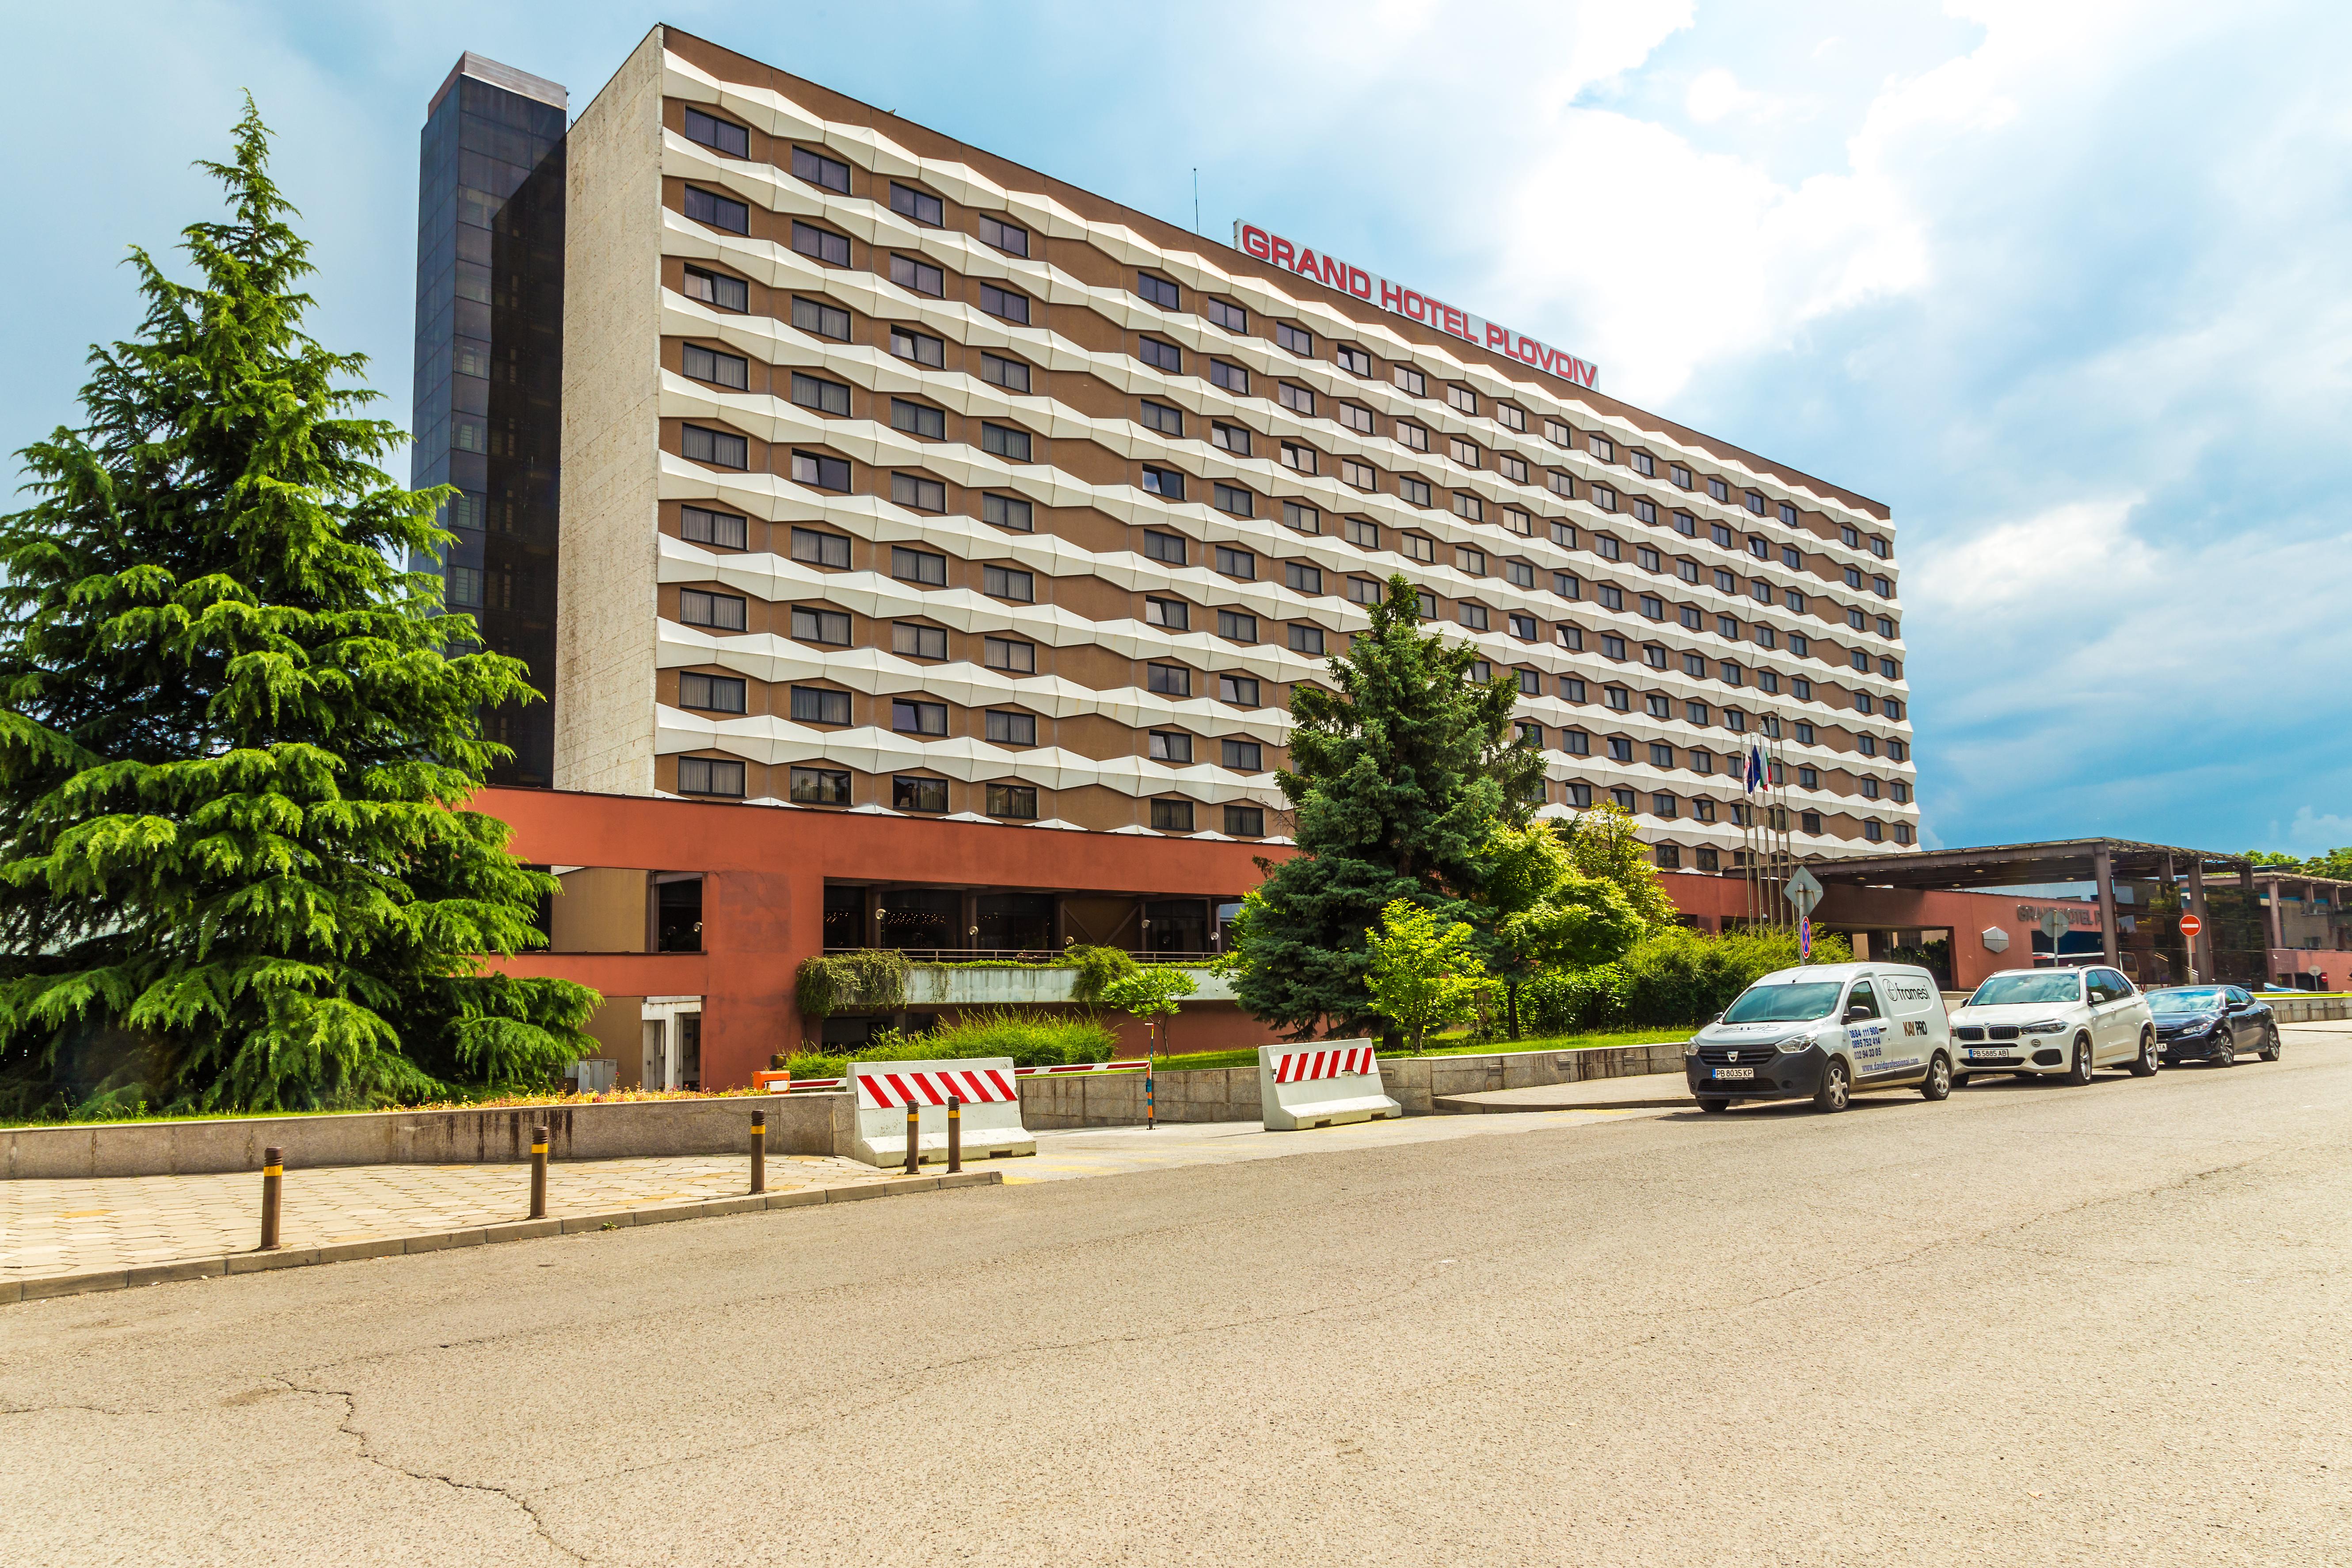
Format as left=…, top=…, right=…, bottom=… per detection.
left=2179, top=913, right=2205, bottom=938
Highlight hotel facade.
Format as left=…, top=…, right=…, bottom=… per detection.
left=416, top=28, right=1921, bottom=1080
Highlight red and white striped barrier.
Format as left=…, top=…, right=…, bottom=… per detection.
left=1271, top=1046, right=1379, bottom=1084
left=1259, top=1038, right=1400, bottom=1130
left=847, top=1056, right=1036, bottom=1167
left=775, top=1057, right=1151, bottom=1095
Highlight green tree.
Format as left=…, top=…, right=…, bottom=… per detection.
left=0, top=103, right=596, bottom=1118
left=1362, top=899, right=1488, bottom=1052
left=1560, top=801, right=1679, bottom=931
left=1228, top=576, right=1541, bottom=1039
left=1100, top=965, right=1198, bottom=1058
left=1479, top=819, right=1644, bottom=1037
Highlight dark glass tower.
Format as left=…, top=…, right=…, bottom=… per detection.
left=411, top=53, right=567, bottom=787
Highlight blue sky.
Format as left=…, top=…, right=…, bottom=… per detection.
left=5, top=1, right=2347, bottom=856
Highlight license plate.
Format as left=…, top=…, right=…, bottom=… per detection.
left=1712, top=1067, right=1755, bottom=1080
left=1965, top=1049, right=2006, bottom=1059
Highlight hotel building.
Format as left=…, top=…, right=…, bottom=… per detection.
left=415, top=29, right=1921, bottom=1080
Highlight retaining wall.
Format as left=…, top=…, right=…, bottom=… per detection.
left=1, top=1094, right=853, bottom=1181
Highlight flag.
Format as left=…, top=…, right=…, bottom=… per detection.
left=1744, top=743, right=1764, bottom=793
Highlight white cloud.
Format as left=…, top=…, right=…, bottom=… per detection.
left=1685, top=68, right=1766, bottom=124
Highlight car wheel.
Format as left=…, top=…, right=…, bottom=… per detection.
left=2210, top=1036, right=2235, bottom=1068
left=1813, top=1057, right=1851, bottom=1113
left=1697, top=1097, right=1732, bottom=1113
left=1920, top=1051, right=1952, bottom=1101
left=1952, top=1070, right=1973, bottom=1090
left=2259, top=1022, right=2281, bottom=1062
left=2129, top=1029, right=2158, bottom=1077
left=2064, top=1035, right=2095, bottom=1085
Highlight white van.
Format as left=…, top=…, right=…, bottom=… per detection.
left=1683, top=963, right=1954, bottom=1113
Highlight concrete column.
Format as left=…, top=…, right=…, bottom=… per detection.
left=2266, top=877, right=2285, bottom=957
left=2093, top=842, right=2120, bottom=966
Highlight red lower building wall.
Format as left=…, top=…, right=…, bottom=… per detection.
left=480, top=788, right=1289, bottom=1090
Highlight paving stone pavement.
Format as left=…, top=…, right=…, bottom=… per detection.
left=0, top=1153, right=893, bottom=1283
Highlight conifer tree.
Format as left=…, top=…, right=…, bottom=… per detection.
left=0, top=102, right=596, bottom=1116
left=1229, top=576, right=1543, bottom=1038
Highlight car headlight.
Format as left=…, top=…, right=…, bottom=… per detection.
left=1776, top=1034, right=1815, bottom=1054
left=1683, top=1039, right=1700, bottom=1057
left=2021, top=1020, right=2068, bottom=1034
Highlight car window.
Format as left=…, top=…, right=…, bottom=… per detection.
left=1844, top=981, right=1880, bottom=1020
left=1967, top=972, right=2082, bottom=1006
left=2227, top=987, right=2251, bottom=1005
left=1720, top=981, right=1844, bottom=1023
left=2101, top=969, right=2133, bottom=997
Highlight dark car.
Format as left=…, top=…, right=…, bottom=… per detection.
left=2146, top=986, right=2280, bottom=1067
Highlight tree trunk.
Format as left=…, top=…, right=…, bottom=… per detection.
left=1506, top=976, right=1521, bottom=1040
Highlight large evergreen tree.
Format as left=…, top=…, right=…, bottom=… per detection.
left=0, top=102, right=595, bottom=1117
left=1229, top=576, right=1544, bottom=1038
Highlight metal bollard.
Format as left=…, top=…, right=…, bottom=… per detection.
left=1146, top=1064, right=1156, bottom=1131
left=904, top=1100, right=921, bottom=1175
left=259, top=1146, right=283, bottom=1251
left=947, top=1095, right=962, bottom=1174
left=529, top=1125, right=548, bottom=1219
left=750, top=1108, right=767, bottom=1194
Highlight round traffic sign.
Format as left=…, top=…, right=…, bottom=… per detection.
left=2179, top=913, right=2205, bottom=938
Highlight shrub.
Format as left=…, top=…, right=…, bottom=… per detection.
left=1519, top=964, right=1633, bottom=1035
left=1067, top=945, right=1141, bottom=1005
left=1617, top=926, right=1854, bottom=1026
left=779, top=1008, right=1119, bottom=1080
left=794, top=950, right=912, bottom=1020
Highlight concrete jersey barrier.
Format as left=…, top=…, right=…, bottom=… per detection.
left=1258, top=1041, right=1402, bottom=1130
left=849, top=1058, right=1036, bottom=1168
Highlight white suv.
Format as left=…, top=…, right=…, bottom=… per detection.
left=1949, top=966, right=2157, bottom=1085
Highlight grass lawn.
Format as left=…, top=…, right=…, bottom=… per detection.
left=1152, top=1024, right=1691, bottom=1075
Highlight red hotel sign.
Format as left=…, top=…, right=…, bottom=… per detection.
left=1235, top=221, right=1600, bottom=390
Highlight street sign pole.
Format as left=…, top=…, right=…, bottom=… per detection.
left=1783, top=865, right=1823, bottom=963
left=2178, top=912, right=2205, bottom=984
left=1799, top=912, right=1813, bottom=962
left=2040, top=906, right=2070, bottom=966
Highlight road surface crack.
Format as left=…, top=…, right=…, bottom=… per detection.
left=271, top=1372, right=587, bottom=1563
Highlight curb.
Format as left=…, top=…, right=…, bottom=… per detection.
left=1430, top=1092, right=1696, bottom=1115
left=1, top=1169, right=1003, bottom=1305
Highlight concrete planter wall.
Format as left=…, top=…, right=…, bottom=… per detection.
left=1380, top=1041, right=1689, bottom=1114
left=906, top=964, right=1230, bottom=1007
left=2, top=1094, right=854, bottom=1181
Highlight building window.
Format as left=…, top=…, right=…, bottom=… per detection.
left=790, top=686, right=851, bottom=725
left=980, top=353, right=1031, bottom=394
left=1555, top=573, right=1582, bottom=601
left=1449, top=436, right=1481, bottom=468
left=1213, top=482, right=1255, bottom=517
left=1508, top=613, right=1538, bottom=641
left=683, top=265, right=749, bottom=311
left=983, top=494, right=1034, bottom=532
left=792, top=146, right=851, bottom=193
left=1497, top=453, right=1529, bottom=485
left=1140, top=399, right=1185, bottom=436
left=1591, top=486, right=1618, bottom=512
left=688, top=506, right=753, bottom=551
left=1645, top=693, right=1671, bottom=717
left=1147, top=730, right=1194, bottom=764
left=1210, top=422, right=1253, bottom=458
left=1150, top=666, right=1191, bottom=699
left=1746, top=492, right=1768, bottom=515
left=892, top=699, right=948, bottom=737
left=683, top=425, right=749, bottom=470
left=1606, top=686, right=1631, bottom=712
left=1150, top=798, right=1196, bottom=832
left=983, top=636, right=1035, bottom=673
left=1142, top=529, right=1188, bottom=566
left=790, top=372, right=851, bottom=416
left=978, top=283, right=1030, bottom=323
left=790, top=527, right=851, bottom=569
left=791, top=297, right=852, bottom=341
left=1280, top=441, right=1317, bottom=475
left=1396, top=422, right=1431, bottom=453
left=888, top=253, right=945, bottom=297
left=1204, top=297, right=1246, bottom=331
left=681, top=589, right=748, bottom=631
left=1218, top=609, right=1258, bottom=643
left=889, top=182, right=944, bottom=225
left=1211, top=545, right=1256, bottom=580
left=1282, top=501, right=1320, bottom=534
left=1779, top=502, right=1799, bottom=525
left=789, top=221, right=850, bottom=267
left=1548, top=472, right=1576, bottom=500
left=1458, top=603, right=1489, bottom=631
left=1219, top=674, right=1260, bottom=706
left=1289, top=624, right=1326, bottom=655
left=1138, top=337, right=1183, bottom=373
left=1610, top=787, right=1637, bottom=811
left=789, top=606, right=850, bottom=645
left=790, top=766, right=852, bottom=806
left=1561, top=728, right=1591, bottom=755
left=1283, top=561, right=1324, bottom=594
left=678, top=756, right=746, bottom=797
left=1219, top=738, right=1264, bottom=771
left=1456, top=546, right=1487, bottom=575
left=985, top=712, right=1038, bottom=747
left=682, top=185, right=748, bottom=234
left=678, top=672, right=747, bottom=713
left=1864, top=818, right=1885, bottom=843
left=1141, top=465, right=1186, bottom=501
left=890, top=546, right=947, bottom=586
left=1651, top=793, right=1678, bottom=819
left=1587, top=434, right=1614, bottom=461
left=1343, top=518, right=1380, bottom=551
left=1222, top=803, right=1265, bottom=836
left=981, top=423, right=1034, bottom=462
left=1133, top=270, right=1181, bottom=308
left=1453, top=493, right=1485, bottom=523
left=892, top=473, right=947, bottom=513
left=1340, top=457, right=1378, bottom=491
left=974, top=212, right=1029, bottom=255
left=1276, top=322, right=1313, bottom=357
left=890, top=399, right=946, bottom=440
left=1210, top=359, right=1249, bottom=395
left=892, top=622, right=948, bottom=661
left=983, top=782, right=1039, bottom=819
left=1279, top=382, right=1315, bottom=416
left=894, top=776, right=949, bottom=813
left=984, top=565, right=1035, bottom=602
left=1397, top=476, right=1432, bottom=508
left=890, top=326, right=945, bottom=366
left=1144, top=596, right=1190, bottom=630
left=1516, top=669, right=1541, bottom=696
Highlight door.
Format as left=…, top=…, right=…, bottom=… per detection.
left=2084, top=969, right=2122, bottom=1061
left=642, top=1020, right=667, bottom=1090
left=1842, top=979, right=1893, bottom=1077
left=2225, top=987, right=2259, bottom=1048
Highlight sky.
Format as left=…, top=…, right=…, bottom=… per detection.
left=4, top=0, right=2348, bottom=857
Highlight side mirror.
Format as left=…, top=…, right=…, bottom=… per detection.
left=1708, top=1012, right=1723, bottom=1025
left=1842, top=1006, right=1871, bottom=1024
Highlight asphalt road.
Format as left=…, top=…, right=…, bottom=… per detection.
left=4, top=1034, right=2346, bottom=1567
